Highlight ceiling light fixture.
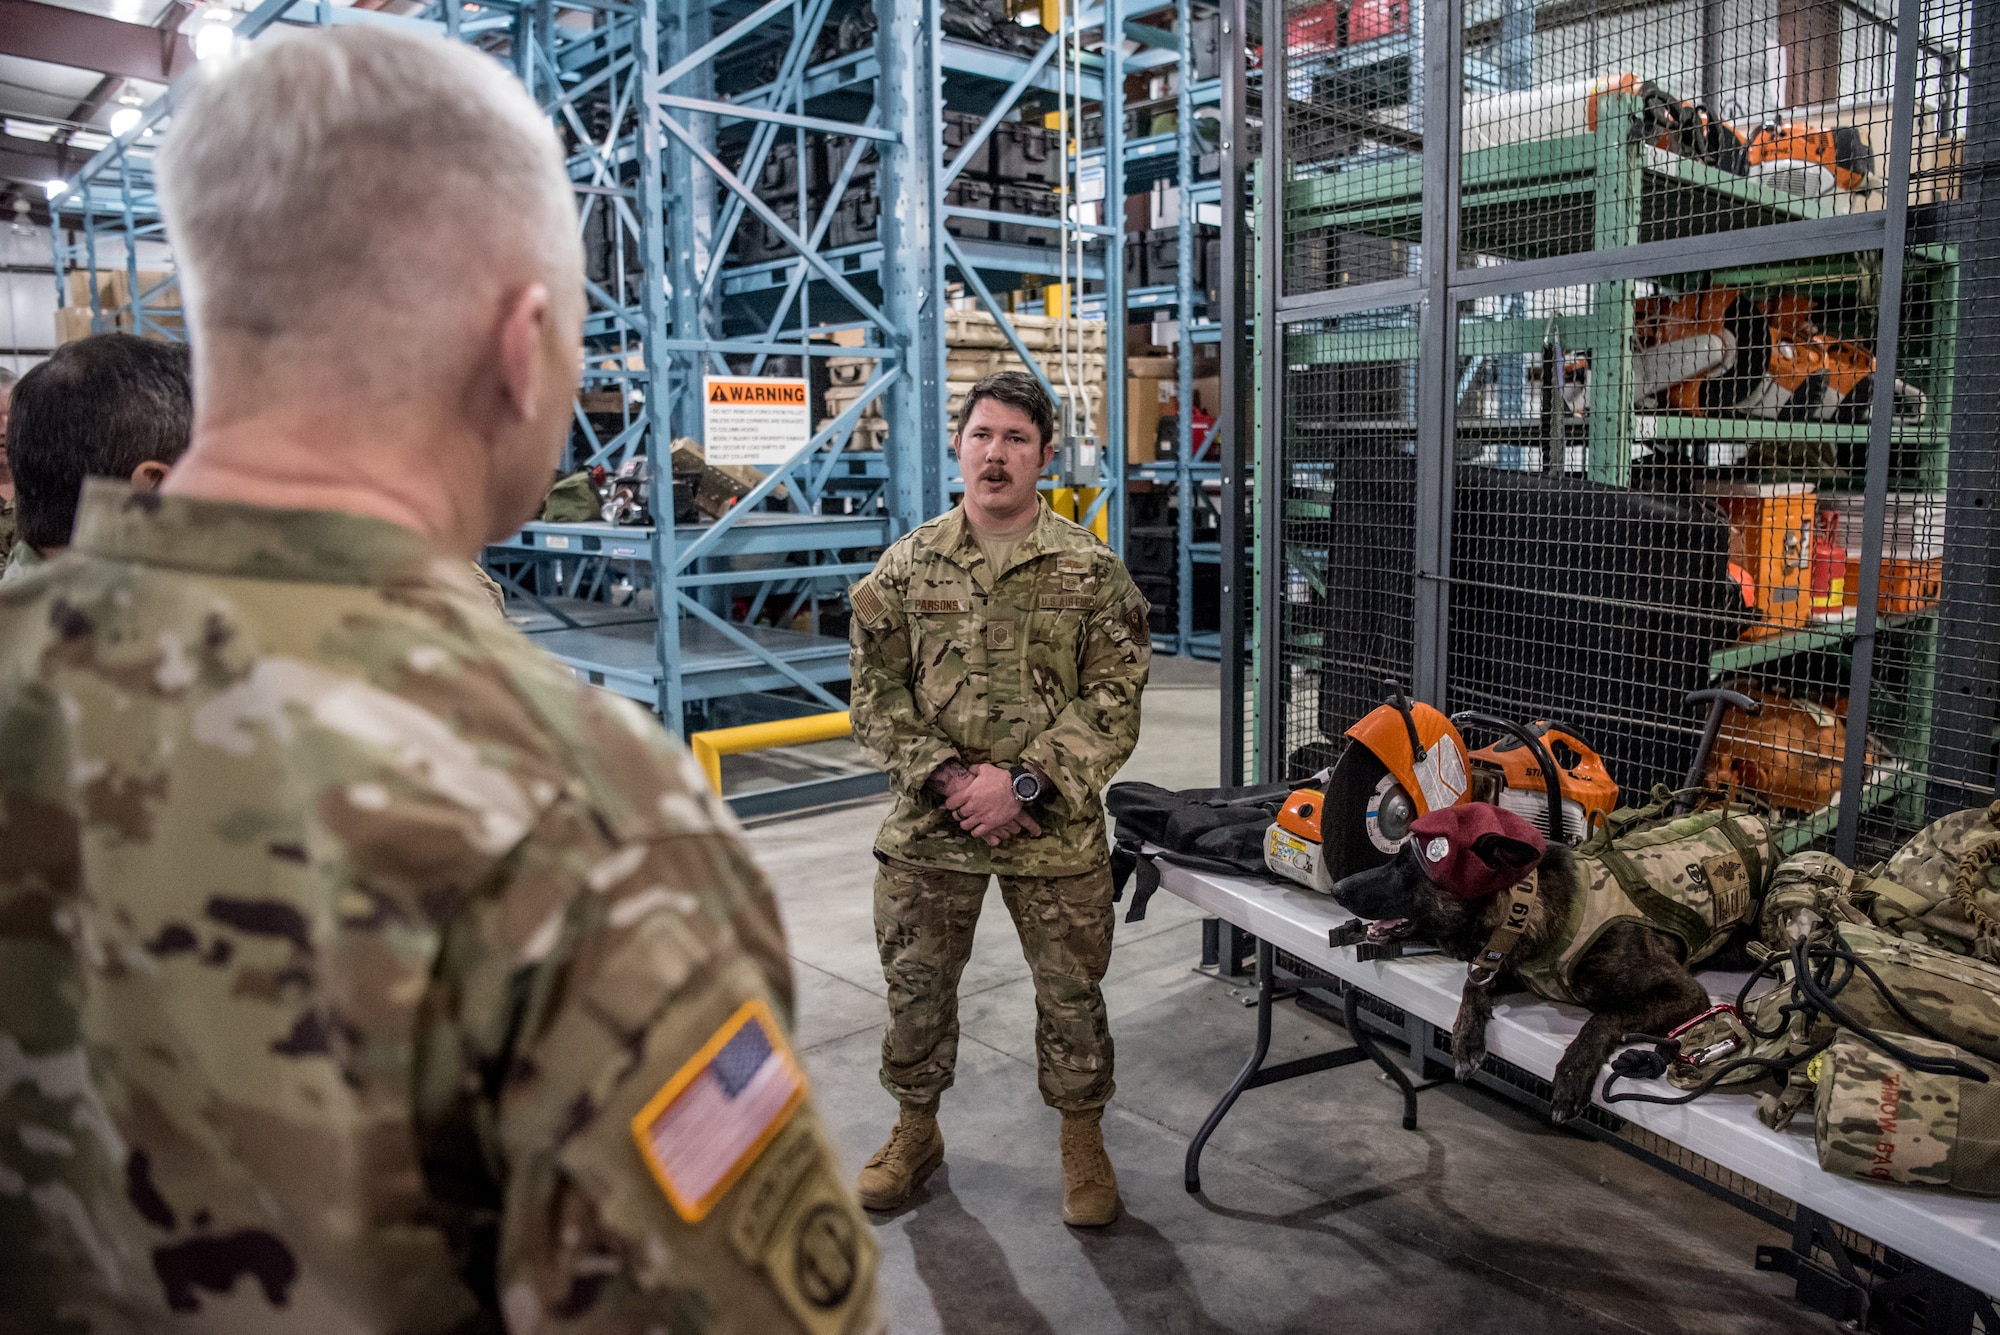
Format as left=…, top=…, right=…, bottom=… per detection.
left=44, top=178, right=67, bottom=201
left=109, top=106, right=143, bottom=138
left=193, top=8, right=237, bottom=62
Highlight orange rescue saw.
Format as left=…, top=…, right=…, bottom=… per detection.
left=1265, top=687, right=1615, bottom=894
left=1468, top=720, right=1620, bottom=843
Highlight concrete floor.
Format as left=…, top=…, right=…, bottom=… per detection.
left=747, top=658, right=1825, bottom=1334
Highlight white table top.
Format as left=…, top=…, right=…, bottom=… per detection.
left=1152, top=858, right=2000, bottom=1295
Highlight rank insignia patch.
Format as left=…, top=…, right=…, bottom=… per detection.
left=631, top=999, right=808, bottom=1222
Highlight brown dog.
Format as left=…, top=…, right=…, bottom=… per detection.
left=1331, top=804, right=1710, bottom=1123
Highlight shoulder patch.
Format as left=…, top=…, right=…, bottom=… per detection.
left=631, top=999, right=808, bottom=1223
left=848, top=579, right=888, bottom=630
left=1121, top=592, right=1151, bottom=643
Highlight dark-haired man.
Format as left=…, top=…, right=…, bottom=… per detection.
left=2, top=334, right=192, bottom=580
left=847, top=370, right=1150, bottom=1225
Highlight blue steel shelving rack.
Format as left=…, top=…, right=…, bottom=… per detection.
left=1114, top=0, right=1226, bottom=659
left=47, top=0, right=1143, bottom=734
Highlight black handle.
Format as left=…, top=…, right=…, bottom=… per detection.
left=1679, top=688, right=1762, bottom=812
left=1452, top=710, right=1568, bottom=844
left=1384, top=678, right=1427, bottom=764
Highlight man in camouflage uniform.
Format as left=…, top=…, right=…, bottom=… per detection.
left=0, top=27, right=878, bottom=1335
left=847, top=371, right=1150, bottom=1226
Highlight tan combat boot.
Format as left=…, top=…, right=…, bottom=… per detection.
left=1060, top=1109, right=1120, bottom=1227
left=855, top=1102, right=944, bottom=1211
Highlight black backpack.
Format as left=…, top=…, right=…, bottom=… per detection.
left=1106, top=781, right=1297, bottom=921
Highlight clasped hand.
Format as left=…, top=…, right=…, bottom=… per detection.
left=940, top=763, right=1042, bottom=846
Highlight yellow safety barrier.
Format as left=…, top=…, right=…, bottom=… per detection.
left=689, top=711, right=853, bottom=794
left=1049, top=486, right=1108, bottom=541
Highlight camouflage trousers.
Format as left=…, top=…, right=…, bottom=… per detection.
left=874, top=855, right=1116, bottom=1113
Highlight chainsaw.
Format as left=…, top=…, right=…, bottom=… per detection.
left=1263, top=685, right=1617, bottom=894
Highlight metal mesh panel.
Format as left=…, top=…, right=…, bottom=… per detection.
left=1890, top=0, right=1985, bottom=858
left=1276, top=306, right=1420, bottom=778
left=1254, top=0, right=1999, bottom=857
left=1456, top=0, right=1924, bottom=263
left=1246, top=0, right=1269, bottom=161
left=1280, top=0, right=1423, bottom=295
left=1448, top=250, right=1949, bottom=852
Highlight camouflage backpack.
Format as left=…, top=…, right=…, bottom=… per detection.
left=1867, top=800, right=2000, bottom=960
left=1756, top=848, right=1873, bottom=948
left=1606, top=923, right=2000, bottom=1197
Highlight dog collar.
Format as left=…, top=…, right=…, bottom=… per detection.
left=1466, top=873, right=1540, bottom=988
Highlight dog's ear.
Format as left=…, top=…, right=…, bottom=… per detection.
left=1472, top=831, right=1543, bottom=872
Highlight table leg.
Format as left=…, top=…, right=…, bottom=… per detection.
left=1185, top=938, right=1276, bottom=1193
left=1345, top=985, right=1422, bottom=1131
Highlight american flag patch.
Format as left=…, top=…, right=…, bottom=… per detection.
left=630, top=999, right=808, bottom=1222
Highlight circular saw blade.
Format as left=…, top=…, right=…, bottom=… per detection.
left=1317, top=742, right=1399, bottom=883
left=1365, top=771, right=1419, bottom=854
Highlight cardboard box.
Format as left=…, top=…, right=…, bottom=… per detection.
left=63, top=268, right=177, bottom=333
left=53, top=305, right=95, bottom=346
left=1127, top=355, right=1175, bottom=378
left=1700, top=482, right=1816, bottom=629
left=1126, top=376, right=1176, bottom=463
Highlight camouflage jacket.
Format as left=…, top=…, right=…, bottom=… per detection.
left=0, top=482, right=880, bottom=1335
left=848, top=501, right=1149, bottom=875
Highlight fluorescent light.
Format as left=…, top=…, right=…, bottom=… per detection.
left=5, top=119, right=57, bottom=143
left=69, top=131, right=110, bottom=151
left=194, top=10, right=237, bottom=61
left=109, top=107, right=142, bottom=138
left=44, top=179, right=67, bottom=200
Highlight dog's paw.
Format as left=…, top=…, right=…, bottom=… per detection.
left=1452, top=1042, right=1486, bottom=1082
left=1548, top=1065, right=1596, bottom=1124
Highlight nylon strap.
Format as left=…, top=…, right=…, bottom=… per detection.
left=1594, top=843, right=1713, bottom=957
left=1124, top=856, right=1162, bottom=924
left=1713, top=808, right=1765, bottom=902
left=1467, top=877, right=1539, bottom=988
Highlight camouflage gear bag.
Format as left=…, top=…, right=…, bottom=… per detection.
left=1867, top=800, right=2000, bottom=959
left=1814, top=1032, right=2000, bottom=1194
left=1757, top=849, right=1874, bottom=948
left=1612, top=924, right=2000, bottom=1147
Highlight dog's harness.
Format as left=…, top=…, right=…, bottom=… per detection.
left=1468, top=792, right=1770, bottom=996
left=1467, top=874, right=1542, bottom=988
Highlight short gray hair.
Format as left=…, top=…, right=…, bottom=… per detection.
left=158, top=25, right=579, bottom=347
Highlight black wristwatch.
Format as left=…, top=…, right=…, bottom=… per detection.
left=1010, top=766, right=1044, bottom=805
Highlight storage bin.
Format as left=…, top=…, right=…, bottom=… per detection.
left=1697, top=482, right=1817, bottom=630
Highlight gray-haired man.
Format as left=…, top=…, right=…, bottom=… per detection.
left=0, top=25, right=878, bottom=1334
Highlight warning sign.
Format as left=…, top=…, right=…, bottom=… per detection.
left=703, top=376, right=810, bottom=466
